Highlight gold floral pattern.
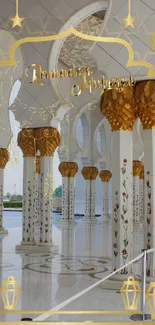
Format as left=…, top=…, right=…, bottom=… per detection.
left=136, top=81, right=155, bottom=129
left=100, top=86, right=137, bottom=131
left=0, top=149, right=10, bottom=169
left=81, top=167, right=98, bottom=180
left=99, top=170, right=112, bottom=182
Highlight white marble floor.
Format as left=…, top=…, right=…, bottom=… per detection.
left=0, top=218, right=147, bottom=322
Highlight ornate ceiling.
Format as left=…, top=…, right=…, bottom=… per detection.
left=59, top=11, right=105, bottom=68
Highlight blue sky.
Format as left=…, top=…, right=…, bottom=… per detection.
left=4, top=81, right=62, bottom=195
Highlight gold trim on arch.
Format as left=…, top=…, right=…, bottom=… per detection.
left=0, top=27, right=155, bottom=77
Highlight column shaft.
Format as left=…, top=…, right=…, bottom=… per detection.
left=144, top=129, right=155, bottom=276
left=112, top=131, right=133, bottom=274
left=62, top=177, right=69, bottom=221
left=133, top=176, right=140, bottom=223
left=35, top=172, right=40, bottom=226
left=139, top=178, right=144, bottom=222
left=103, top=182, right=108, bottom=219
left=68, top=177, right=75, bottom=221
left=22, top=157, right=35, bottom=244
left=40, top=156, right=53, bottom=245
left=84, top=180, right=91, bottom=220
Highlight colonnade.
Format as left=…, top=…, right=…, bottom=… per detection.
left=0, top=80, right=155, bottom=276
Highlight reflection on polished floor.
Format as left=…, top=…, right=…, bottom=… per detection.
left=0, top=218, right=144, bottom=322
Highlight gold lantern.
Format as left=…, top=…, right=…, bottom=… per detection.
left=0, top=276, right=21, bottom=309
left=146, top=282, right=155, bottom=319
left=120, top=276, right=142, bottom=311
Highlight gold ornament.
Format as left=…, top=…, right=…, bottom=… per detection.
left=10, top=0, right=24, bottom=28
left=100, top=86, right=136, bottom=131
left=0, top=28, right=155, bottom=80
left=0, top=276, right=21, bottom=310
left=133, top=161, right=143, bottom=177
left=59, top=162, right=78, bottom=177
left=140, top=166, right=144, bottom=180
left=123, top=0, right=136, bottom=28
left=0, top=149, right=10, bottom=169
left=136, top=81, right=155, bottom=129
left=35, top=128, right=60, bottom=156
left=120, top=276, right=142, bottom=311
left=81, top=167, right=98, bottom=180
left=99, top=170, right=112, bottom=182
left=36, top=156, right=40, bottom=174
left=18, top=129, right=36, bottom=157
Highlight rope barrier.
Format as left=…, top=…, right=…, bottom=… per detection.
left=34, top=247, right=155, bottom=321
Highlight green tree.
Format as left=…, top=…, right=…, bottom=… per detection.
left=53, top=186, right=62, bottom=197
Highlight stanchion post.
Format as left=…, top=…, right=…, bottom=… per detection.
left=141, top=249, right=147, bottom=321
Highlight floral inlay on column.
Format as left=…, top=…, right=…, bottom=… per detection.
left=139, top=166, right=144, bottom=222
left=113, top=190, right=119, bottom=271
left=133, top=160, right=143, bottom=223
left=121, top=159, right=129, bottom=274
left=146, top=170, right=151, bottom=276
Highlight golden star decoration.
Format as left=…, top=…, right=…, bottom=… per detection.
left=10, top=0, right=24, bottom=28
left=10, top=15, right=24, bottom=28
left=123, top=15, right=136, bottom=28
left=123, top=0, right=136, bottom=28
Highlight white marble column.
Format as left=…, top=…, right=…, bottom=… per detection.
left=16, top=129, right=36, bottom=250
left=59, top=162, right=78, bottom=224
left=101, top=85, right=136, bottom=274
left=39, top=156, right=53, bottom=245
left=139, top=167, right=144, bottom=223
left=99, top=170, right=112, bottom=222
left=133, top=161, right=142, bottom=223
left=62, top=177, right=69, bottom=221
left=36, top=127, right=60, bottom=251
left=35, top=155, right=41, bottom=227
left=81, top=167, right=98, bottom=223
left=0, top=149, right=9, bottom=235
left=136, top=80, right=155, bottom=276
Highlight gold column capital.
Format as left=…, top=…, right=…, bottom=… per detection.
left=36, top=127, right=60, bottom=156
left=0, top=149, right=10, bottom=169
left=59, top=162, right=78, bottom=177
left=36, top=156, right=40, bottom=174
left=81, top=167, right=98, bottom=180
left=136, top=81, right=155, bottom=129
left=99, top=170, right=112, bottom=182
left=18, top=129, right=36, bottom=157
left=100, top=86, right=136, bottom=131
left=133, top=160, right=143, bottom=177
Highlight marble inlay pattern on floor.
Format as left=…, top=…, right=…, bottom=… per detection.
left=0, top=219, right=144, bottom=322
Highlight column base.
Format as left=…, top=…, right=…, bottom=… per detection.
left=59, top=219, right=77, bottom=226
left=16, top=242, right=58, bottom=253
left=36, top=242, right=58, bottom=253
left=0, top=228, right=8, bottom=235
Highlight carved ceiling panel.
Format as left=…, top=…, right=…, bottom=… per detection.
left=59, top=11, right=105, bottom=68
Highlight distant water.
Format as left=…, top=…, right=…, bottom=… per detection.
left=3, top=211, right=84, bottom=229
